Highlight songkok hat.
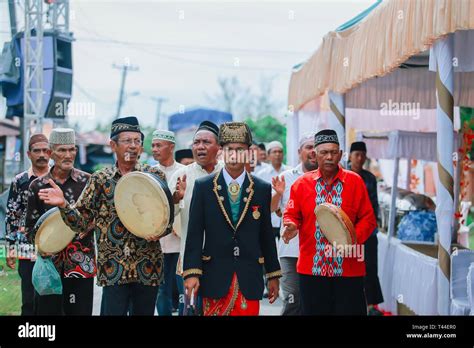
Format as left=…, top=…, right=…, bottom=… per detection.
left=218, top=122, right=252, bottom=146
left=111, top=116, right=144, bottom=140
left=195, top=120, right=219, bottom=138
left=175, top=149, right=193, bottom=162
left=314, top=129, right=339, bottom=147
left=152, top=130, right=175, bottom=143
left=350, top=141, right=367, bottom=153
left=28, top=133, right=48, bottom=149
left=49, top=128, right=75, bottom=145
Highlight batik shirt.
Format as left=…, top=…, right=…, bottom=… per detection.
left=5, top=169, right=39, bottom=260
left=59, top=163, right=171, bottom=286
left=25, top=167, right=96, bottom=278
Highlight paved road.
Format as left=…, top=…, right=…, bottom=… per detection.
left=92, top=283, right=283, bottom=316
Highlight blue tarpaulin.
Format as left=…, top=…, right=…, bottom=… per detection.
left=168, top=108, right=232, bottom=132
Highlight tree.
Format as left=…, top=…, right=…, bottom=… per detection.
left=206, top=75, right=282, bottom=121
left=206, top=76, right=253, bottom=120
left=245, top=115, right=286, bottom=151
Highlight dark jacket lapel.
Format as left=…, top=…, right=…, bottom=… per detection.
left=212, top=170, right=235, bottom=231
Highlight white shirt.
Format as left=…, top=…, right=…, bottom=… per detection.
left=169, top=161, right=225, bottom=271
left=256, top=163, right=290, bottom=228
left=222, top=167, right=246, bottom=187
left=155, top=160, right=185, bottom=254
left=277, top=163, right=304, bottom=258
left=253, top=162, right=269, bottom=176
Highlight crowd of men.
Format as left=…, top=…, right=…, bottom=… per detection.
left=5, top=115, right=383, bottom=316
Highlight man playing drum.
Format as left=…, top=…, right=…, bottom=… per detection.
left=282, top=129, right=376, bottom=315
left=25, top=128, right=94, bottom=315
left=38, top=117, right=172, bottom=315
left=183, top=122, right=281, bottom=316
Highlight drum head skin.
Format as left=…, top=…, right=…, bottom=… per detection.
left=115, top=171, right=173, bottom=239
left=35, top=207, right=76, bottom=254
left=314, top=203, right=357, bottom=246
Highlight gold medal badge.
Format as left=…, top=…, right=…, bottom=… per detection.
left=252, top=206, right=261, bottom=220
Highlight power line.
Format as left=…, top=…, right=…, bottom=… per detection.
left=75, top=36, right=312, bottom=56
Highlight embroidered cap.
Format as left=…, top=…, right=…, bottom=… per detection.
left=314, top=129, right=339, bottom=147
left=152, top=130, right=175, bottom=143
left=111, top=116, right=144, bottom=140
left=49, top=128, right=75, bottom=145
left=218, top=122, right=252, bottom=146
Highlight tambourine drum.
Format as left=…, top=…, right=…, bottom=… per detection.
left=314, top=203, right=357, bottom=245
left=35, top=207, right=76, bottom=254
left=114, top=171, right=174, bottom=239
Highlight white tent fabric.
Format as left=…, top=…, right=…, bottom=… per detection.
left=378, top=233, right=439, bottom=315
left=346, top=69, right=474, bottom=110
left=356, top=130, right=458, bottom=162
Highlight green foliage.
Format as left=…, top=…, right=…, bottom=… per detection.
left=245, top=115, right=286, bottom=147
left=142, top=126, right=155, bottom=157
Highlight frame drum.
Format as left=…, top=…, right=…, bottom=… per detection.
left=314, top=203, right=357, bottom=246
left=35, top=207, right=76, bottom=254
left=115, top=171, right=174, bottom=239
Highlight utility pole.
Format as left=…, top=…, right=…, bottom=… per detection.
left=8, top=0, right=17, bottom=36
left=113, top=64, right=138, bottom=119
left=22, top=0, right=44, bottom=171
left=151, top=97, right=168, bottom=129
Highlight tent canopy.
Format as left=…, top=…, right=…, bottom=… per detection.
left=288, top=0, right=474, bottom=112
left=356, top=130, right=460, bottom=162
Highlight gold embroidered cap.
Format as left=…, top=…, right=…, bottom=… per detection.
left=218, top=122, right=252, bottom=146
left=110, top=116, right=144, bottom=140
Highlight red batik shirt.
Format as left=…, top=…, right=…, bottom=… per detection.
left=283, top=166, right=376, bottom=277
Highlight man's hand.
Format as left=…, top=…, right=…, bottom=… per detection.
left=6, top=256, right=16, bottom=269
left=38, top=179, right=66, bottom=208
left=267, top=278, right=279, bottom=304
left=184, top=276, right=200, bottom=297
left=282, top=220, right=298, bottom=244
left=144, top=235, right=161, bottom=242
left=271, top=175, right=285, bottom=196
left=173, top=174, right=187, bottom=204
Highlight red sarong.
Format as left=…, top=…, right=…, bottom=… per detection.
left=203, top=273, right=259, bottom=316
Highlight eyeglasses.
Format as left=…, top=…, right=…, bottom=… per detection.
left=118, top=139, right=143, bottom=146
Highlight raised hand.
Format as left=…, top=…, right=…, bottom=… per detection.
left=173, top=174, right=187, bottom=203
left=38, top=179, right=66, bottom=208
left=272, top=175, right=285, bottom=196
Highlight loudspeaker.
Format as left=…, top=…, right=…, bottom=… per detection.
left=2, top=30, right=73, bottom=119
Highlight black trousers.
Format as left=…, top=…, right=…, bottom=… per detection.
left=272, top=227, right=281, bottom=241
left=18, top=259, right=36, bottom=316
left=299, top=274, right=367, bottom=315
left=35, top=277, right=94, bottom=315
left=101, top=283, right=159, bottom=316
left=364, top=233, right=384, bottom=305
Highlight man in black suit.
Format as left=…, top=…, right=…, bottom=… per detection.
left=183, top=122, right=281, bottom=316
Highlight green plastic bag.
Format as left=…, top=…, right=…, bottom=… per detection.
left=32, top=255, right=63, bottom=295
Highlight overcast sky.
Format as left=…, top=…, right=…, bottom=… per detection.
left=1, top=0, right=374, bottom=131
